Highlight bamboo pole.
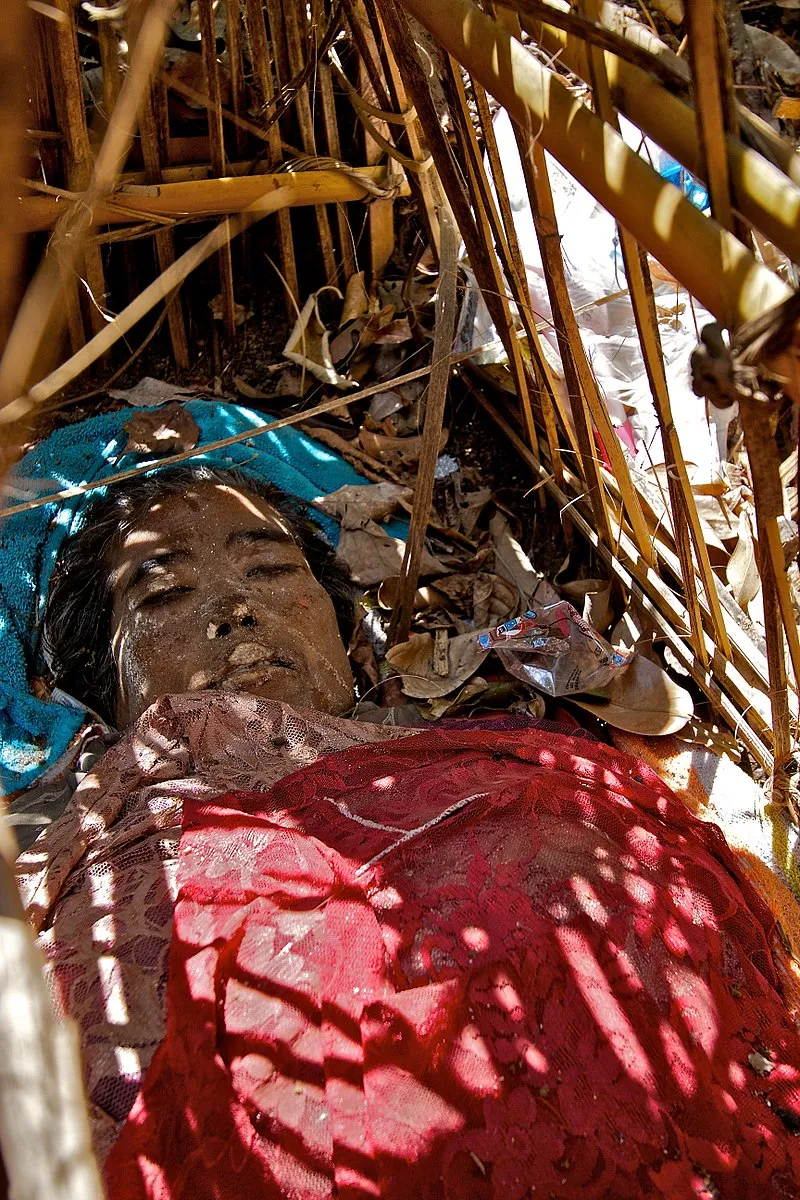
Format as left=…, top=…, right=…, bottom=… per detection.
left=528, top=10, right=800, bottom=269
left=18, top=164, right=408, bottom=229
left=442, top=56, right=540, bottom=466
left=389, top=203, right=458, bottom=643
left=0, top=0, right=177, bottom=420
left=0, top=167, right=408, bottom=428
left=395, top=0, right=790, bottom=331
left=582, top=0, right=730, bottom=663
left=129, top=0, right=191, bottom=370
left=283, top=0, right=339, bottom=282
left=472, top=383, right=775, bottom=773
left=46, top=0, right=108, bottom=342
left=198, top=0, right=237, bottom=340
left=682, top=0, right=798, bottom=792
left=471, top=78, right=569, bottom=483
left=244, top=0, right=299, bottom=318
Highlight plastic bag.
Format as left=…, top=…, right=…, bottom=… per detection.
left=477, top=601, right=631, bottom=698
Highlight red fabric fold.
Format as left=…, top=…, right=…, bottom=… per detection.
left=107, top=728, right=800, bottom=1198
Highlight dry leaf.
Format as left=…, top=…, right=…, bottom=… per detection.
left=677, top=718, right=741, bottom=762
left=340, top=271, right=369, bottom=326
left=377, top=577, right=446, bottom=612
left=385, top=627, right=489, bottom=699
left=373, top=317, right=413, bottom=344
left=337, top=521, right=447, bottom=587
left=746, top=26, right=800, bottom=86
left=283, top=287, right=358, bottom=391
left=233, top=375, right=271, bottom=401
left=459, top=487, right=492, bottom=537
left=109, top=376, right=196, bottom=407
left=348, top=613, right=381, bottom=691
left=315, top=482, right=412, bottom=526
left=560, top=578, right=613, bottom=634
left=472, top=573, right=519, bottom=629
left=727, top=511, right=760, bottom=612
left=490, top=513, right=559, bottom=608
left=572, top=655, right=694, bottom=736
left=426, top=677, right=490, bottom=719
left=611, top=608, right=657, bottom=661
left=121, top=402, right=199, bottom=457
left=369, top=391, right=407, bottom=422
left=359, top=427, right=448, bottom=466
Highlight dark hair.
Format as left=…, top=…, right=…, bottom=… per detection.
left=41, top=464, right=355, bottom=722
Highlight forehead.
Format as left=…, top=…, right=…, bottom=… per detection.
left=115, top=482, right=291, bottom=555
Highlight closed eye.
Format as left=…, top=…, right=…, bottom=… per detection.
left=245, top=564, right=303, bottom=580
left=137, top=585, right=194, bottom=609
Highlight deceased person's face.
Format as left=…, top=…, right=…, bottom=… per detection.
left=108, top=482, right=354, bottom=724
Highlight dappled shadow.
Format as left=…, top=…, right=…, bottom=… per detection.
left=102, top=727, right=800, bottom=1198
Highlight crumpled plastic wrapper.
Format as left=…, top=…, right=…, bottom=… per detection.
left=477, top=601, right=632, bottom=698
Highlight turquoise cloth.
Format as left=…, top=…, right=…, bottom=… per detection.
left=0, top=400, right=383, bottom=794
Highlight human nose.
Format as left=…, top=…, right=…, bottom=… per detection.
left=206, top=601, right=259, bottom=640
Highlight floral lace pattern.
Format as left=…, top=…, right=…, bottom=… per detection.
left=105, top=727, right=800, bottom=1198
left=15, top=692, right=407, bottom=1163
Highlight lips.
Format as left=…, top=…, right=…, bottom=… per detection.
left=220, top=641, right=296, bottom=689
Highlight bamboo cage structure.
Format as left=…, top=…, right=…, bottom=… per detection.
left=0, top=0, right=800, bottom=1186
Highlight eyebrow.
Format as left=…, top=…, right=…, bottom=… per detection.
left=125, top=549, right=191, bottom=594
left=225, top=527, right=295, bottom=551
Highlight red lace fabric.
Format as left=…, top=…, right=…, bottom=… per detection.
left=15, top=693, right=407, bottom=1162
left=106, top=727, right=800, bottom=1199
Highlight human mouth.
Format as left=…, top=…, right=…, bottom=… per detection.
left=219, top=641, right=296, bottom=690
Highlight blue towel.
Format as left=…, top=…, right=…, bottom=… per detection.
left=0, top=400, right=385, bottom=794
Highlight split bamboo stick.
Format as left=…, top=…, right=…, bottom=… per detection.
left=1, top=167, right=408, bottom=428
left=244, top=0, right=299, bottom=317
left=582, top=0, right=730, bottom=663
left=0, top=0, right=30, bottom=370
left=283, top=0, right=339, bottom=283
left=198, top=0, right=237, bottom=339
left=389, top=203, right=458, bottom=644
left=226, top=0, right=249, bottom=161
left=318, top=53, right=358, bottom=280
left=442, top=56, right=540, bottom=465
left=19, top=164, right=409, bottom=230
left=0, top=0, right=176, bottom=422
left=95, top=0, right=123, bottom=119
left=358, top=0, right=441, bottom=253
left=471, top=78, right=569, bottom=483
left=528, top=10, right=800, bottom=268
left=471, top=384, right=776, bottom=772
left=46, top=0, right=108, bottom=342
left=395, top=0, right=791, bottom=331
left=128, top=0, right=190, bottom=370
